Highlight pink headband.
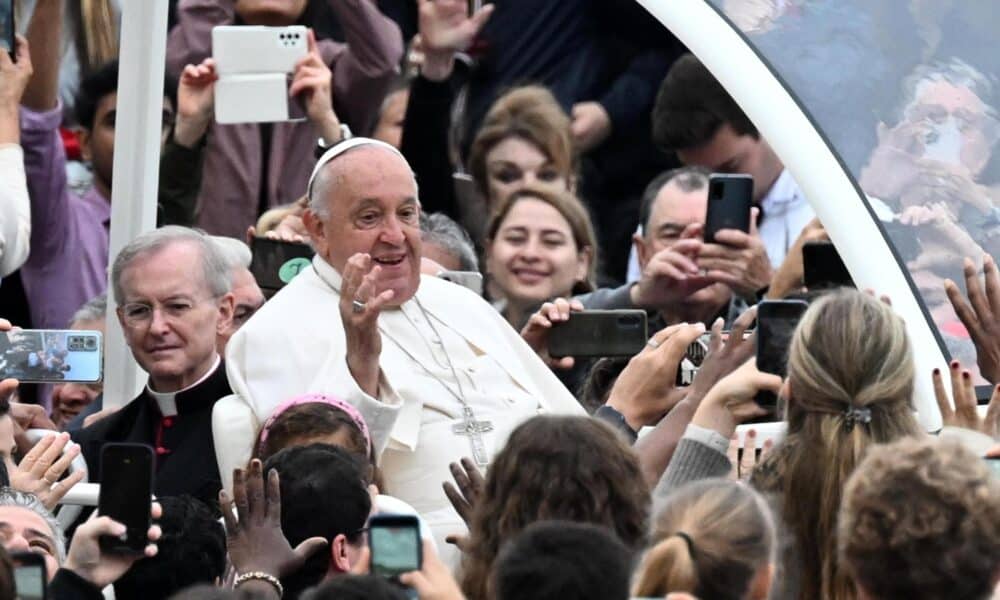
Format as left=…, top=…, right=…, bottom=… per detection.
left=258, top=393, right=372, bottom=456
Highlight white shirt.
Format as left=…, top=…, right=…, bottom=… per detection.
left=0, top=144, right=31, bottom=278
left=758, top=168, right=815, bottom=267
left=219, top=255, right=583, bottom=565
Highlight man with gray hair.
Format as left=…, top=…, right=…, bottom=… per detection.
left=72, top=226, right=235, bottom=505
left=420, top=212, right=479, bottom=273
left=211, top=236, right=265, bottom=355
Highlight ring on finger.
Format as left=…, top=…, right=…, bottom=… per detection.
left=351, top=299, right=366, bottom=314
left=646, top=339, right=660, bottom=349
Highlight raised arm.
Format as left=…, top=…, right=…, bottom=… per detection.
left=20, top=0, right=60, bottom=111
left=0, top=37, right=33, bottom=277
left=327, top=0, right=404, bottom=134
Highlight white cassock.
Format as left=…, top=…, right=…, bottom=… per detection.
left=215, top=255, right=584, bottom=565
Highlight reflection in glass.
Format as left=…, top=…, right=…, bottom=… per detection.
left=711, top=0, right=1000, bottom=383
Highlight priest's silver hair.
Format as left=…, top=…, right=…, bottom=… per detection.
left=210, top=236, right=252, bottom=271
left=307, top=138, right=419, bottom=219
left=111, top=226, right=232, bottom=305
left=420, top=212, right=479, bottom=271
left=0, top=489, right=67, bottom=563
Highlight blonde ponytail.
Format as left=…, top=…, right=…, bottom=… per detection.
left=632, top=535, right=699, bottom=597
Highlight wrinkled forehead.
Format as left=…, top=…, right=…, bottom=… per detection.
left=651, top=181, right=709, bottom=226
left=0, top=507, right=54, bottom=540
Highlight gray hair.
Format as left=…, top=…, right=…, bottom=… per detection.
left=0, top=489, right=66, bottom=563
left=420, top=212, right=479, bottom=272
left=639, top=166, right=711, bottom=231
left=308, top=143, right=419, bottom=219
left=210, top=236, right=252, bottom=271
left=69, top=293, right=107, bottom=327
left=898, top=58, right=997, bottom=123
left=111, top=226, right=232, bottom=305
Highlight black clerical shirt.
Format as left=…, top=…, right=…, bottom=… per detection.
left=72, top=362, right=231, bottom=509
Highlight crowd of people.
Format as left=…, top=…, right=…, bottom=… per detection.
left=0, top=0, right=998, bottom=599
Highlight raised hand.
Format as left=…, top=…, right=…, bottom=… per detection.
left=686, top=305, right=758, bottom=407
left=0, top=36, right=33, bottom=141
left=944, top=255, right=1000, bottom=384
left=7, top=432, right=85, bottom=510
left=417, top=0, right=494, bottom=53
left=630, top=239, right=713, bottom=309
left=221, top=459, right=327, bottom=578
left=340, top=253, right=396, bottom=397
left=289, top=29, right=343, bottom=145
left=399, top=540, right=466, bottom=600
left=174, top=57, right=218, bottom=147
left=691, top=359, right=782, bottom=439
left=605, top=322, right=707, bottom=430
left=570, top=101, right=611, bottom=152
left=697, top=207, right=773, bottom=299
left=520, top=298, right=584, bottom=370
left=933, top=360, right=1000, bottom=439
left=65, top=502, right=162, bottom=589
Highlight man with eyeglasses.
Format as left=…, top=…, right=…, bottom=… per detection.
left=72, top=227, right=235, bottom=506
left=15, top=0, right=217, bottom=334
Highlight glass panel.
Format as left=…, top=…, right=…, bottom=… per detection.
left=710, top=0, right=999, bottom=384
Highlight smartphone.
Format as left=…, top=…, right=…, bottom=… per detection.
left=369, top=514, right=422, bottom=580
left=11, top=552, right=47, bottom=600
left=436, top=270, right=483, bottom=295
left=97, top=444, right=155, bottom=555
left=249, top=237, right=315, bottom=295
left=548, top=310, right=648, bottom=358
left=212, top=25, right=309, bottom=124
left=1, top=0, right=13, bottom=60
left=0, top=330, right=102, bottom=384
left=802, top=241, right=853, bottom=290
left=704, top=174, right=754, bottom=244
left=467, top=0, right=482, bottom=15
left=755, top=300, right=809, bottom=410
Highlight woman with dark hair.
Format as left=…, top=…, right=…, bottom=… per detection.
left=458, top=415, right=649, bottom=600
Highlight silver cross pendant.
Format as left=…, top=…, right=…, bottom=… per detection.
left=452, top=407, right=494, bottom=466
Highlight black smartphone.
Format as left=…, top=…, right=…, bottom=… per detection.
left=548, top=310, right=648, bottom=359
left=802, top=241, right=854, bottom=290
left=97, top=443, right=154, bottom=555
left=249, top=237, right=314, bottom=296
left=704, top=174, right=754, bottom=244
left=0, top=0, right=13, bottom=61
left=755, top=300, right=809, bottom=411
left=369, top=514, right=422, bottom=581
left=11, top=552, right=47, bottom=600
left=0, top=329, right=103, bottom=383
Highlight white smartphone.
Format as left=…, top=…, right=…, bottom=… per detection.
left=212, top=25, right=309, bottom=124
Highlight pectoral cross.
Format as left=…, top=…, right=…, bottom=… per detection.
left=452, top=406, right=494, bottom=466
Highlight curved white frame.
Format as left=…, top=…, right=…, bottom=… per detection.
left=638, top=0, right=946, bottom=432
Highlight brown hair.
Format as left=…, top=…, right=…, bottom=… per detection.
left=839, top=436, right=1000, bottom=600
left=459, top=416, right=649, bottom=600
left=751, top=289, right=922, bottom=600
left=485, top=185, right=598, bottom=294
left=252, top=403, right=383, bottom=490
left=71, top=0, right=119, bottom=76
left=468, top=86, right=575, bottom=201
left=633, top=479, right=775, bottom=600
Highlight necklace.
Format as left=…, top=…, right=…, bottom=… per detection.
left=313, top=266, right=495, bottom=465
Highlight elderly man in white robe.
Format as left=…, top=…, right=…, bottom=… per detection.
left=216, top=138, right=584, bottom=562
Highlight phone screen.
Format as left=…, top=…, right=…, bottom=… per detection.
left=0, top=330, right=102, bottom=383
left=249, top=237, right=314, bottom=294
left=0, top=0, right=13, bottom=57
left=98, top=444, right=154, bottom=554
left=370, top=520, right=421, bottom=578
left=14, top=565, right=45, bottom=600
left=756, top=300, right=809, bottom=408
left=986, top=457, right=1000, bottom=478
left=802, top=241, right=853, bottom=290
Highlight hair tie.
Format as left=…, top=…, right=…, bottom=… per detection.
left=843, top=405, right=872, bottom=431
left=672, top=531, right=696, bottom=556
left=258, top=393, right=372, bottom=457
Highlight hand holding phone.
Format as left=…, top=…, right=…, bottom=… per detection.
left=250, top=237, right=315, bottom=295
left=97, top=444, right=154, bottom=555
left=369, top=514, right=422, bottom=595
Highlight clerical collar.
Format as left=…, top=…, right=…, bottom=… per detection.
left=145, top=355, right=222, bottom=417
